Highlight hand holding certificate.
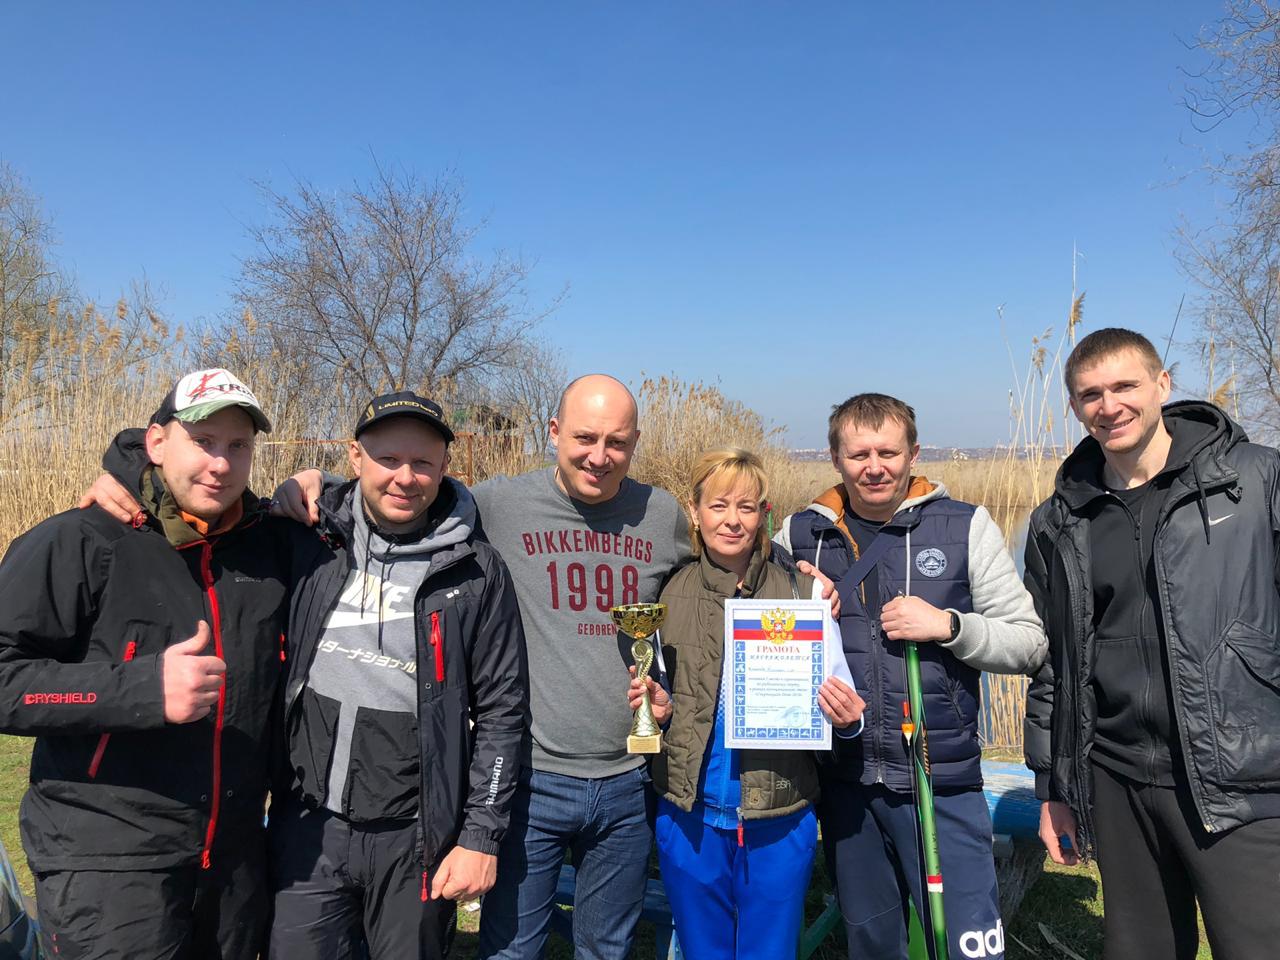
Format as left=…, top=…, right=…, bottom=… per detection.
left=817, top=674, right=864, bottom=729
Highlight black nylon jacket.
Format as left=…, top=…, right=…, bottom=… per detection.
left=1024, top=401, right=1280, bottom=851
left=0, top=432, right=290, bottom=871
left=279, top=477, right=528, bottom=869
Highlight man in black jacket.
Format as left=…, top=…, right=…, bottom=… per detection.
left=1025, top=328, right=1280, bottom=960
left=267, top=392, right=528, bottom=960
left=0, top=368, right=289, bottom=960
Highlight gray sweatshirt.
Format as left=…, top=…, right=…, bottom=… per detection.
left=473, top=467, right=691, bottom=778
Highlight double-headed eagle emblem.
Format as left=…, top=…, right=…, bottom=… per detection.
left=761, top=607, right=796, bottom=644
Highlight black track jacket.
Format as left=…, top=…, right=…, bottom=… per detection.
left=279, top=478, right=528, bottom=873
left=0, top=434, right=290, bottom=872
left=1024, top=401, right=1280, bottom=852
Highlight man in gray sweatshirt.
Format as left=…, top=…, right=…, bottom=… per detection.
left=472, top=374, right=689, bottom=960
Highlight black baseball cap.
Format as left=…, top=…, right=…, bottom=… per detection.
left=353, top=391, right=455, bottom=443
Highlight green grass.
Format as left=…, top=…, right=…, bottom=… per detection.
left=0, top=735, right=1211, bottom=959
left=0, top=737, right=32, bottom=898
left=1006, top=859, right=1104, bottom=959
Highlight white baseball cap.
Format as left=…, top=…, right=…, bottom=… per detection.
left=149, top=368, right=272, bottom=433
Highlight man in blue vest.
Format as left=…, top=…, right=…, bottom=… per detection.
left=776, top=392, right=1045, bottom=960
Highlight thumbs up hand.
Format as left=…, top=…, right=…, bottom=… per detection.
left=162, top=621, right=226, bottom=723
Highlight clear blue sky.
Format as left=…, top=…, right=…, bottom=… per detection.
left=2, top=1, right=1246, bottom=447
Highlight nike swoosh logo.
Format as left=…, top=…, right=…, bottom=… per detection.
left=1208, top=514, right=1234, bottom=526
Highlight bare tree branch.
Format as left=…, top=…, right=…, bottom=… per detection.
left=1180, top=2, right=1280, bottom=440
left=235, top=165, right=546, bottom=410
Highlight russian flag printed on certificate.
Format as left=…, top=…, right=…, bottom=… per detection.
left=723, top=597, right=834, bottom=751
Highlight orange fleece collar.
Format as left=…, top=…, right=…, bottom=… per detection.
left=179, top=498, right=244, bottom=538
left=814, top=475, right=937, bottom=532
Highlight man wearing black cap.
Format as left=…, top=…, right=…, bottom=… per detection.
left=0, top=368, right=290, bottom=959
left=265, top=391, right=527, bottom=959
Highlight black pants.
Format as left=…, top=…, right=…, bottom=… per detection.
left=33, top=837, right=268, bottom=960
left=268, top=802, right=455, bottom=960
left=1092, top=762, right=1280, bottom=960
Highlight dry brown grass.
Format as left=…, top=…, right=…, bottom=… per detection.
left=629, top=376, right=811, bottom=517
left=1, top=302, right=177, bottom=552
left=933, top=457, right=1060, bottom=511
left=0, top=304, right=362, bottom=554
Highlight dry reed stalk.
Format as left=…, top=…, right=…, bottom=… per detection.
left=968, top=316, right=1085, bottom=750
left=630, top=376, right=811, bottom=521
left=0, top=302, right=185, bottom=552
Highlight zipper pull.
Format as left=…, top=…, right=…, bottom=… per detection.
left=279, top=633, right=287, bottom=662
left=89, top=642, right=139, bottom=779
left=420, top=869, right=429, bottom=902
left=736, top=808, right=744, bottom=848
left=430, top=612, right=445, bottom=682
left=201, top=849, right=211, bottom=870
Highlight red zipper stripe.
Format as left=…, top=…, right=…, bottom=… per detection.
left=87, top=641, right=137, bottom=778
left=430, top=612, right=445, bottom=683
left=199, top=542, right=226, bottom=870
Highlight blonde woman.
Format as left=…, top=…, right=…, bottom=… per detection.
left=628, top=448, right=864, bottom=958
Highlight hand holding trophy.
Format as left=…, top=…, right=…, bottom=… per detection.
left=611, top=602, right=667, bottom=754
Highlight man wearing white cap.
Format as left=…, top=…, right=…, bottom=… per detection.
left=0, top=369, right=290, bottom=959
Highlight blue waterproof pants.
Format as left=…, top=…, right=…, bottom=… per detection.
left=819, top=780, right=1004, bottom=960
left=655, top=798, right=817, bottom=960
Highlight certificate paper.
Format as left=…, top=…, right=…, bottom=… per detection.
left=723, top=598, right=833, bottom=750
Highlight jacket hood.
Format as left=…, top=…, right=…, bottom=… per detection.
left=805, top=477, right=949, bottom=531
left=349, top=477, right=477, bottom=562
left=318, top=474, right=477, bottom=554
left=103, top=428, right=152, bottom=503
left=1054, top=401, right=1246, bottom=510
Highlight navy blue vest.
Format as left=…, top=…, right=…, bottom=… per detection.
left=787, top=495, right=982, bottom=790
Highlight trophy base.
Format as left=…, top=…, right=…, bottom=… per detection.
left=627, top=734, right=662, bottom=755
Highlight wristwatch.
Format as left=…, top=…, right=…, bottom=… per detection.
left=948, top=610, right=961, bottom=641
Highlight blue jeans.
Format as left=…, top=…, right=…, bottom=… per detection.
left=476, top=766, right=653, bottom=960
left=656, top=799, right=817, bottom=959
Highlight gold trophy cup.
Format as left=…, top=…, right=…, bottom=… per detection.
left=612, top=603, right=667, bottom=754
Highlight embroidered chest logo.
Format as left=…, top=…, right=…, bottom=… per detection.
left=915, top=548, right=947, bottom=578
left=761, top=608, right=797, bottom=644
